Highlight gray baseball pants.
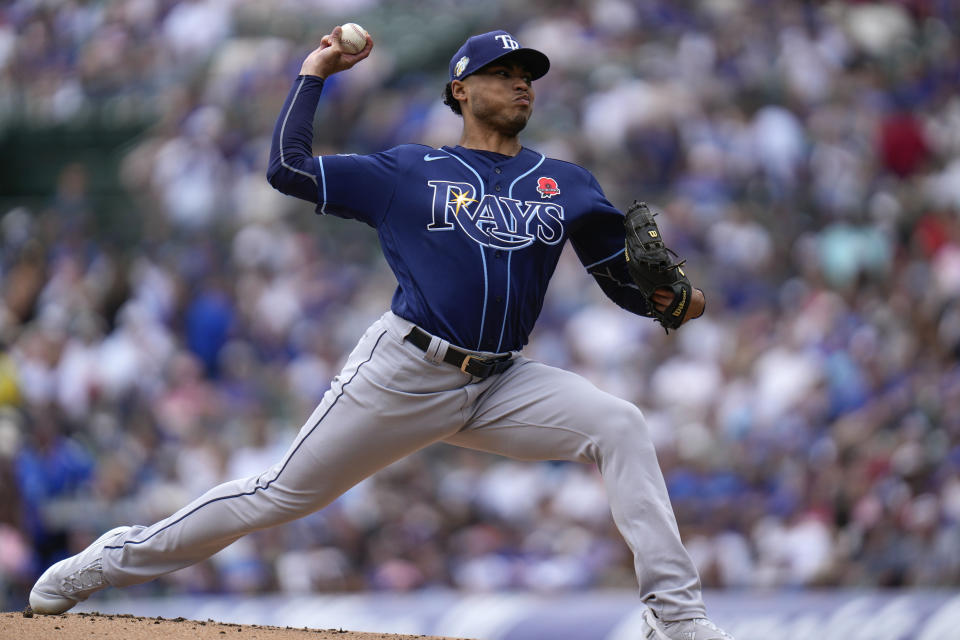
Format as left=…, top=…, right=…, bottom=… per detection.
left=102, top=311, right=705, bottom=620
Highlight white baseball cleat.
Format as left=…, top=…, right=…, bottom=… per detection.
left=641, top=607, right=735, bottom=640
left=29, top=526, right=130, bottom=615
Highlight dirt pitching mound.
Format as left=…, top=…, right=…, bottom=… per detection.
left=2, top=610, right=471, bottom=640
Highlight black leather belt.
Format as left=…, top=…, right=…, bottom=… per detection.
left=406, top=326, right=514, bottom=379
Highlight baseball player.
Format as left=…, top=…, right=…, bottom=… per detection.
left=29, top=27, right=733, bottom=640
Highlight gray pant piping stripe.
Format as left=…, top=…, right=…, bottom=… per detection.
left=103, top=329, right=389, bottom=552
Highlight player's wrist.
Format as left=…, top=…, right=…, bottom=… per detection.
left=299, top=49, right=339, bottom=79
left=688, top=288, right=706, bottom=321
left=299, top=60, right=332, bottom=79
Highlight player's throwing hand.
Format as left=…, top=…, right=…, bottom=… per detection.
left=300, top=25, right=373, bottom=79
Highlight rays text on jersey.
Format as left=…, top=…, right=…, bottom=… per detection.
left=426, top=180, right=564, bottom=250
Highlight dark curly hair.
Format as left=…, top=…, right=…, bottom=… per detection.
left=443, top=82, right=462, bottom=116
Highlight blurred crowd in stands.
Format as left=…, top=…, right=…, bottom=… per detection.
left=2, top=0, right=960, bottom=610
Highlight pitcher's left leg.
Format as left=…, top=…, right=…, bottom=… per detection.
left=446, top=358, right=705, bottom=621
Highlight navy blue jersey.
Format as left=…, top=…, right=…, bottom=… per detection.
left=268, top=76, right=650, bottom=352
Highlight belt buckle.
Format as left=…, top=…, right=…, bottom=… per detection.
left=460, top=354, right=474, bottom=374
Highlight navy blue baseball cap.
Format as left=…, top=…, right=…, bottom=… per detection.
left=449, top=30, right=550, bottom=82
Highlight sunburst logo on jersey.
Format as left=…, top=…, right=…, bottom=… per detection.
left=449, top=188, right=476, bottom=216
left=454, top=56, right=470, bottom=77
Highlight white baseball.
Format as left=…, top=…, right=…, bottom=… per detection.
left=339, top=23, right=368, bottom=54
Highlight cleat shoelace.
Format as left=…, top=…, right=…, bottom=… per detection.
left=687, top=618, right=733, bottom=640
left=650, top=612, right=734, bottom=640
left=61, top=560, right=104, bottom=595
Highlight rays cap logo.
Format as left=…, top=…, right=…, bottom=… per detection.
left=449, top=30, right=550, bottom=82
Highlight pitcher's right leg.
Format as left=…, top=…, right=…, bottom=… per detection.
left=30, top=315, right=470, bottom=610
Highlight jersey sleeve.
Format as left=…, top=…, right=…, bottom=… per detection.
left=569, top=175, right=652, bottom=317
left=266, top=75, right=399, bottom=228
left=267, top=75, right=326, bottom=204
left=314, top=149, right=400, bottom=227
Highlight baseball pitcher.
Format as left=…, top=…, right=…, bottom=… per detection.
left=30, top=26, right=732, bottom=640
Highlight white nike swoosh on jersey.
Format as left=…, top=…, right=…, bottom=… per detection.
left=424, top=154, right=448, bottom=161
